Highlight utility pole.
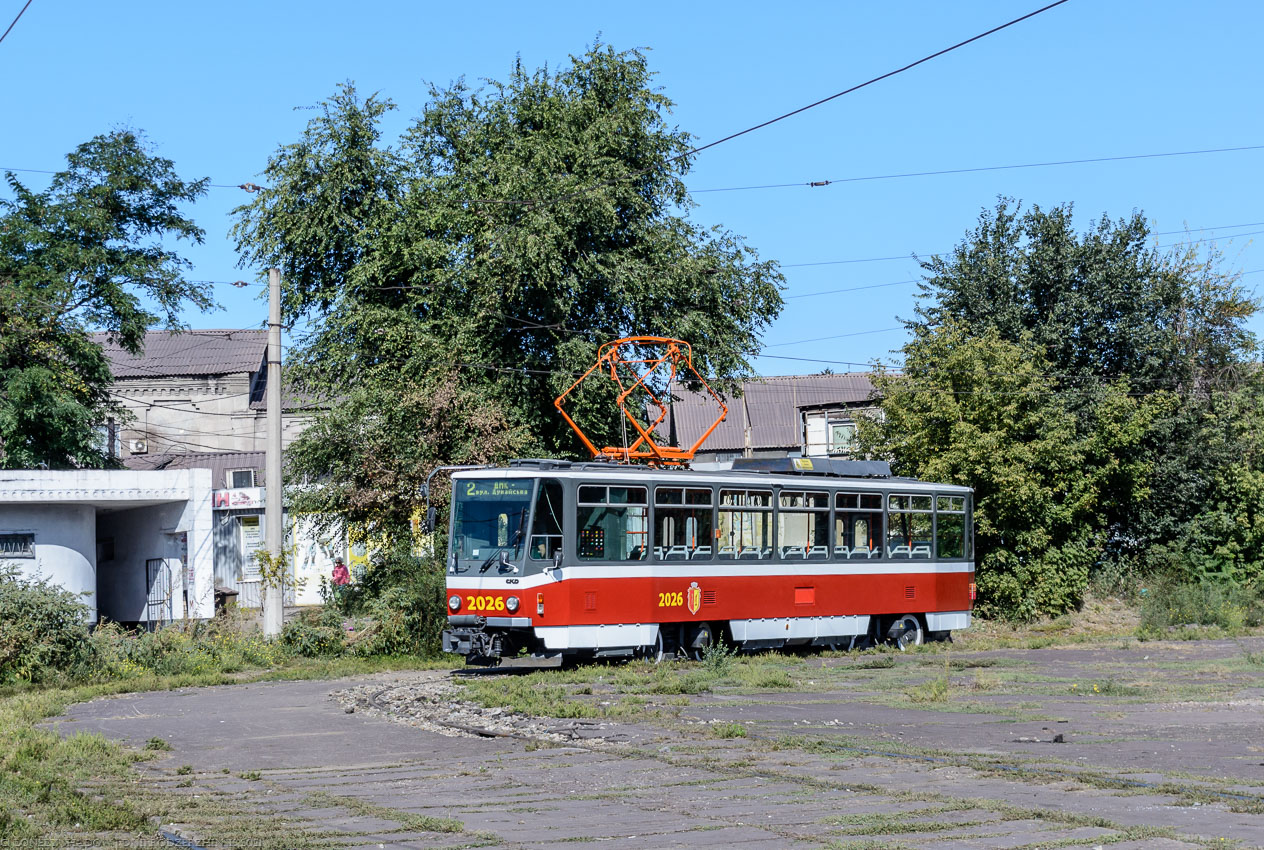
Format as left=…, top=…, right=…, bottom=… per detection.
left=263, top=268, right=284, bottom=638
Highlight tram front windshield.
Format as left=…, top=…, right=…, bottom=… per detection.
left=451, top=479, right=532, bottom=569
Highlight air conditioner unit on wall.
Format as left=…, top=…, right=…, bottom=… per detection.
left=130, top=439, right=148, bottom=454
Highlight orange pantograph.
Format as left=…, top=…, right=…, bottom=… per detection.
left=554, top=337, right=728, bottom=466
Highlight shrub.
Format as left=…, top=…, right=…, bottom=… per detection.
left=0, top=566, right=95, bottom=683
left=350, top=568, right=447, bottom=657
left=1137, top=578, right=1264, bottom=638
left=280, top=607, right=346, bottom=657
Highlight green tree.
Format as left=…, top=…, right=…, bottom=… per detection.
left=859, top=325, right=1158, bottom=618
left=905, top=198, right=1258, bottom=581
left=0, top=131, right=210, bottom=468
left=913, top=199, right=1255, bottom=391
left=232, top=46, right=783, bottom=530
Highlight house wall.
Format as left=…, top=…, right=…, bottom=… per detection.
left=112, top=373, right=312, bottom=461
left=0, top=504, right=97, bottom=622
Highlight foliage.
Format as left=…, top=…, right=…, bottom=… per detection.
left=872, top=198, right=1261, bottom=617
left=0, top=567, right=95, bottom=683
left=0, top=130, right=210, bottom=468
left=913, top=199, right=1255, bottom=391
left=88, top=617, right=288, bottom=678
left=351, top=562, right=448, bottom=657
left=1136, top=578, right=1264, bottom=638
left=860, top=326, right=1157, bottom=619
left=231, top=46, right=783, bottom=535
left=280, top=607, right=346, bottom=658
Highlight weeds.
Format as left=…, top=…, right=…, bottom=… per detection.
left=710, top=722, right=748, bottom=739
left=700, top=639, right=736, bottom=673
left=1136, top=579, right=1264, bottom=639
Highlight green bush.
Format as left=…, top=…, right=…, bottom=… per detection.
left=1137, top=578, right=1264, bottom=638
left=280, top=607, right=346, bottom=657
left=351, top=569, right=447, bottom=657
left=88, top=616, right=289, bottom=679
left=0, top=566, right=95, bottom=683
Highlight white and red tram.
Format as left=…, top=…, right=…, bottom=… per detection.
left=440, top=457, right=974, bottom=664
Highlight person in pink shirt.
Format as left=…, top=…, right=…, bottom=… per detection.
left=331, top=556, right=350, bottom=587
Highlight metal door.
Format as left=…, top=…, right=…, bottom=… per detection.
left=145, top=558, right=172, bottom=628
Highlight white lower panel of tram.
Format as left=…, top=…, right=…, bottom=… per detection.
left=925, top=610, right=971, bottom=631
left=729, top=615, right=870, bottom=642
left=536, top=624, right=660, bottom=650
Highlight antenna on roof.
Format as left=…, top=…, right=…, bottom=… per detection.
left=554, top=337, right=727, bottom=467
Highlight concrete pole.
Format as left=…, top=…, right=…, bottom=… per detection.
left=263, top=268, right=285, bottom=638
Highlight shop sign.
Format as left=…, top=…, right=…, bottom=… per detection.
left=213, top=487, right=265, bottom=510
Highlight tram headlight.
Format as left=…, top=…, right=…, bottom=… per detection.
left=448, top=595, right=462, bottom=612
left=505, top=595, right=520, bottom=614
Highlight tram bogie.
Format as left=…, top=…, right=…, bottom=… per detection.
left=440, top=457, right=974, bottom=665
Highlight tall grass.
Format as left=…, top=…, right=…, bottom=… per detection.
left=1137, top=579, right=1264, bottom=639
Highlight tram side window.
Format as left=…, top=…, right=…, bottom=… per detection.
left=935, top=495, right=967, bottom=559
left=655, top=487, right=714, bottom=561
left=887, top=494, right=933, bottom=559
left=576, top=485, right=648, bottom=561
left=778, top=491, right=829, bottom=559
left=529, top=479, right=564, bottom=561
left=717, top=489, right=773, bottom=560
left=835, top=492, right=883, bottom=559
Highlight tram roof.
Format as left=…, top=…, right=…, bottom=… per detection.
left=449, top=458, right=970, bottom=493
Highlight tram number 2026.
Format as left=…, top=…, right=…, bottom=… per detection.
left=657, top=591, right=683, bottom=608
left=466, top=595, right=506, bottom=612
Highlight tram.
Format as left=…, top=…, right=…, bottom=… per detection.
left=440, top=456, right=974, bottom=664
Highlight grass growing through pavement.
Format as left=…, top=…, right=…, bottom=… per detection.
left=0, top=655, right=441, bottom=846
left=306, top=790, right=465, bottom=834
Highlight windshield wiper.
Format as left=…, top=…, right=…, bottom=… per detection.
left=478, top=529, right=523, bottom=574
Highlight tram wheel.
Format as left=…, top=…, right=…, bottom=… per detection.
left=685, top=621, right=715, bottom=661
left=646, top=629, right=666, bottom=664
left=887, top=614, right=924, bottom=651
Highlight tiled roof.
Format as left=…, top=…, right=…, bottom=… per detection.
left=671, top=373, right=879, bottom=453
left=91, top=330, right=266, bottom=379
left=122, top=451, right=267, bottom=487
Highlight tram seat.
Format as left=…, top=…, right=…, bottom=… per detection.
left=663, top=545, right=690, bottom=561
left=807, top=546, right=829, bottom=560
left=833, top=545, right=851, bottom=558
left=717, top=546, right=736, bottom=558
left=692, top=546, right=712, bottom=559
left=781, top=546, right=806, bottom=559
left=888, top=544, right=911, bottom=558
left=867, top=547, right=882, bottom=558
left=628, top=545, right=645, bottom=560
left=911, top=544, right=932, bottom=558
left=738, top=546, right=763, bottom=560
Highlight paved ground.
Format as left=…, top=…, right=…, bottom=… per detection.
left=54, top=637, right=1264, bottom=849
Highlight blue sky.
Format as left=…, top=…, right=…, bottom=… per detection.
left=3, top=0, right=1261, bottom=376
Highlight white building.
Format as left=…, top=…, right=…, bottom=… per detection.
left=0, top=469, right=214, bottom=624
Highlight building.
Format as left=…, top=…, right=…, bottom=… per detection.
left=0, top=469, right=214, bottom=625
left=670, top=373, right=881, bottom=463
left=93, top=330, right=334, bottom=608
left=90, top=329, right=313, bottom=462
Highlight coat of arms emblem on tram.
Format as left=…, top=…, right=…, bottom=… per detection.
left=686, top=581, right=702, bottom=615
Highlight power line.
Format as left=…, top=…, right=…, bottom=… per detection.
left=786, top=277, right=920, bottom=300
left=0, top=0, right=32, bottom=47
left=764, top=327, right=906, bottom=348
left=683, top=1, right=1071, bottom=162
left=782, top=228, right=1264, bottom=270
left=691, top=145, right=1264, bottom=194
left=516, top=0, right=1072, bottom=213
